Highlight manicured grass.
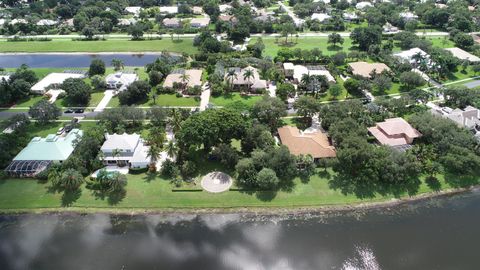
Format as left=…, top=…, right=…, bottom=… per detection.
left=0, top=38, right=198, bottom=54
left=24, top=121, right=98, bottom=138
left=257, top=36, right=356, bottom=57
left=0, top=170, right=474, bottom=211
left=210, top=93, right=264, bottom=107
left=108, top=93, right=200, bottom=108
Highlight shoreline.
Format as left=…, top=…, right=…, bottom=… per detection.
left=0, top=185, right=477, bottom=216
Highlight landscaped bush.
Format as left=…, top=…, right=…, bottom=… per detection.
left=129, top=167, right=148, bottom=174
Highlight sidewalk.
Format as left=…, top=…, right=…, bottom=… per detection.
left=94, top=90, right=114, bottom=112
left=199, top=83, right=211, bottom=111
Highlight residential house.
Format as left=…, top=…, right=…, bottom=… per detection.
left=383, top=23, right=400, bottom=34
left=284, top=63, right=336, bottom=84
left=311, top=13, right=331, bottom=23
left=100, top=133, right=151, bottom=168
left=105, top=72, right=138, bottom=92
left=159, top=6, right=179, bottom=14
left=9, top=18, right=27, bottom=25
left=190, top=18, right=210, bottom=28
left=192, top=6, right=203, bottom=15
left=31, top=72, right=86, bottom=94
left=368, top=118, right=422, bottom=150
left=125, top=6, right=142, bottom=16
left=277, top=126, right=336, bottom=161
left=356, top=2, right=373, bottom=10
left=118, top=18, right=137, bottom=26
left=219, top=4, right=233, bottom=13
left=445, top=47, right=480, bottom=62
left=163, top=18, right=181, bottom=28
left=343, top=12, right=359, bottom=22
left=431, top=106, right=480, bottom=137
left=218, top=15, right=238, bottom=25
left=348, top=61, right=391, bottom=79
left=5, top=129, right=83, bottom=177
left=393, top=47, right=431, bottom=66
left=163, top=69, right=203, bottom=89
left=224, top=66, right=267, bottom=91
left=399, top=11, right=418, bottom=22
left=36, top=19, right=57, bottom=26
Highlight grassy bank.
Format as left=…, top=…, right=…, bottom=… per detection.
left=0, top=38, right=198, bottom=54
left=0, top=170, right=475, bottom=212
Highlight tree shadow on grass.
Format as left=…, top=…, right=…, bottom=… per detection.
left=61, top=189, right=82, bottom=207
left=255, top=190, right=277, bottom=202
left=444, top=173, right=480, bottom=188
left=90, top=189, right=126, bottom=206
left=327, top=45, right=343, bottom=51
left=143, top=172, right=158, bottom=182
left=425, top=176, right=441, bottom=191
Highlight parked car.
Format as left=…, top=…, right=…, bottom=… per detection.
left=56, top=127, right=65, bottom=135
left=74, top=109, right=84, bottom=114
left=64, top=109, right=74, bottom=114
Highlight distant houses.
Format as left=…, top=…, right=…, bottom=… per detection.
left=368, top=118, right=422, bottom=150
left=224, top=66, right=267, bottom=92
left=100, top=133, right=151, bottom=169
left=5, top=129, right=83, bottom=177
left=431, top=106, right=480, bottom=138
left=444, top=47, right=480, bottom=62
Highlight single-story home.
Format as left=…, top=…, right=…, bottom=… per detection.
left=383, top=23, right=400, bottom=34
left=224, top=66, right=267, bottom=90
left=9, top=18, right=27, bottom=25
left=159, top=6, right=178, bottom=14
left=163, top=18, right=181, bottom=28
left=399, top=11, right=418, bottom=21
left=348, top=61, right=391, bottom=78
left=444, top=47, right=480, bottom=62
left=36, top=19, right=57, bottom=26
left=125, top=6, right=142, bottom=16
left=393, top=47, right=431, bottom=65
left=356, top=2, right=373, bottom=10
left=219, top=4, right=233, bottom=13
left=311, top=13, right=331, bottom=23
left=100, top=133, right=150, bottom=168
left=163, top=69, right=203, bottom=89
left=343, top=12, right=359, bottom=22
left=31, top=72, right=86, bottom=94
left=277, top=126, right=336, bottom=161
left=118, top=18, right=137, bottom=26
left=5, top=129, right=83, bottom=177
left=218, top=15, right=238, bottom=25
left=190, top=17, right=210, bottom=28
left=368, top=118, right=422, bottom=149
left=283, top=63, right=336, bottom=84
left=431, top=105, right=480, bottom=132
left=192, top=6, right=203, bottom=15
left=105, top=72, right=138, bottom=92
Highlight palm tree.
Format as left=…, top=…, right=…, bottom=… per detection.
left=165, top=140, right=178, bottom=159
left=243, top=68, right=255, bottom=92
left=226, top=70, right=238, bottom=91
left=179, top=73, right=190, bottom=91
left=147, top=145, right=161, bottom=165
left=108, top=173, right=127, bottom=192
left=60, top=169, right=84, bottom=191
left=111, top=58, right=124, bottom=71
left=112, top=148, right=123, bottom=166
left=167, top=108, right=183, bottom=134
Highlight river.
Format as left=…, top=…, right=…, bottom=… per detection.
left=0, top=53, right=170, bottom=68
left=0, top=192, right=479, bottom=270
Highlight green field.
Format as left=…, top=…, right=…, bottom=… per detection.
left=108, top=93, right=200, bottom=107
left=0, top=38, right=198, bottom=54
left=210, top=93, right=264, bottom=107
left=0, top=170, right=473, bottom=212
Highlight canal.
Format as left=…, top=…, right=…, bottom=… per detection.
left=0, top=191, right=479, bottom=269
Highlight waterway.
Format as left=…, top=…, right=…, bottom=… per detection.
left=0, top=192, right=479, bottom=269
left=0, top=53, right=167, bottom=68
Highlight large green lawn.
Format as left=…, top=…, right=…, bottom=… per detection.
left=210, top=93, right=264, bottom=107
left=108, top=93, right=200, bottom=108
left=0, top=170, right=473, bottom=211
left=0, top=38, right=198, bottom=54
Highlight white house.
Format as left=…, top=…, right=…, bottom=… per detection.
left=125, top=6, right=142, bottom=16
left=36, top=19, right=57, bottom=26
left=284, top=63, right=336, bottom=84
left=100, top=133, right=151, bottom=168
left=311, top=13, right=331, bottom=23
left=9, top=18, right=27, bottom=25
left=105, top=72, right=138, bottom=92
left=445, top=47, right=480, bottom=62
left=393, top=47, right=431, bottom=65
left=356, top=2, right=373, bottom=10
left=31, top=72, right=85, bottom=94
left=343, top=12, right=359, bottom=21
left=399, top=11, right=418, bottom=22
left=159, top=6, right=179, bottom=14
left=118, top=18, right=137, bottom=26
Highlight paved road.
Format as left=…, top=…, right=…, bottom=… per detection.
left=464, top=80, right=480, bottom=89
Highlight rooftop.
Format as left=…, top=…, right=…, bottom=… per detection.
left=445, top=47, right=480, bottom=62
left=348, top=61, right=391, bottom=78
left=163, top=69, right=203, bottom=88
left=277, top=126, right=336, bottom=159
left=13, top=129, right=83, bottom=161
left=31, top=72, right=85, bottom=93
left=368, top=118, right=421, bottom=146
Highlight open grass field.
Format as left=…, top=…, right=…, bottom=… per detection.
left=108, top=93, right=200, bottom=108
left=0, top=38, right=198, bottom=54
left=0, top=170, right=474, bottom=211
left=209, top=93, right=264, bottom=108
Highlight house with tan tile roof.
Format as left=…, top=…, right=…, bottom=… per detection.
left=163, top=69, right=203, bottom=89
left=348, top=61, right=391, bottom=78
left=368, top=118, right=421, bottom=148
left=277, top=126, right=336, bottom=160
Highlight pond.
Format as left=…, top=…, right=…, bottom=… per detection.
left=0, top=191, right=479, bottom=269
left=0, top=53, right=172, bottom=68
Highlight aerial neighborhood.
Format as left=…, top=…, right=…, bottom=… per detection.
left=0, top=0, right=479, bottom=211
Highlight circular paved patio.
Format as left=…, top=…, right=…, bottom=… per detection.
left=201, top=172, right=233, bottom=193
